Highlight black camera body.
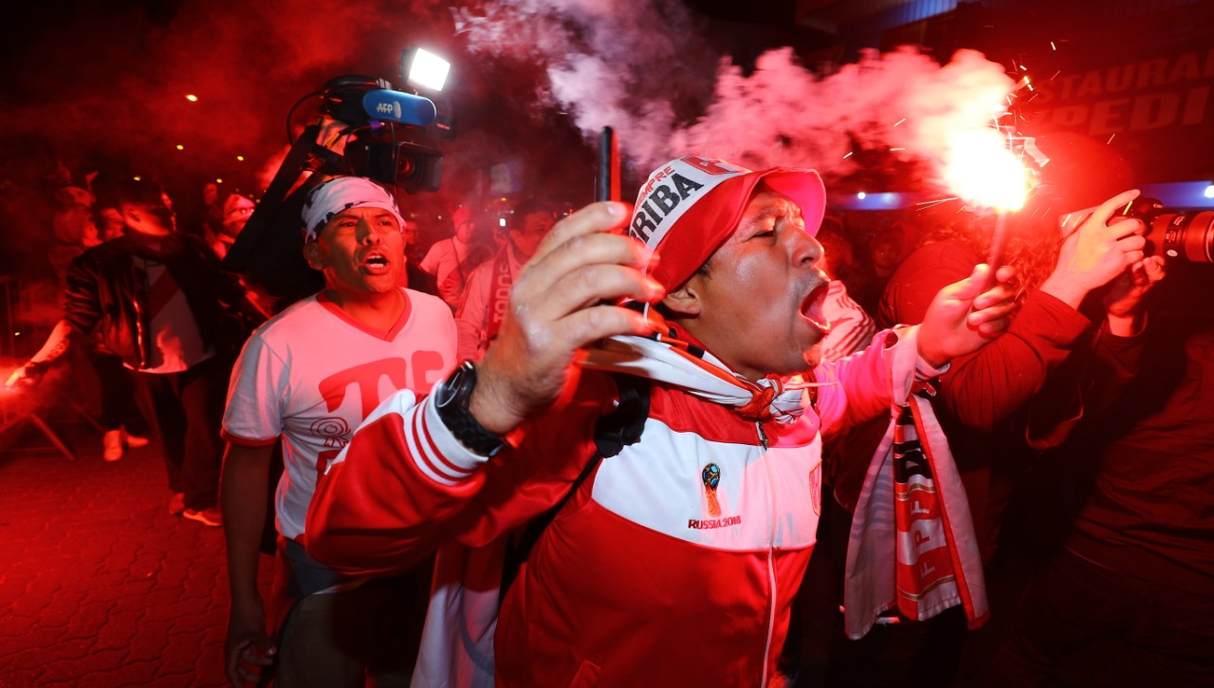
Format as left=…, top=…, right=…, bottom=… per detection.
left=222, top=71, right=451, bottom=303
left=318, top=75, right=446, bottom=194
left=342, top=138, right=443, bottom=195
left=1125, top=197, right=1214, bottom=264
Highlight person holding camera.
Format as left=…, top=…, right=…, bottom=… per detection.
left=219, top=176, right=457, bottom=688
left=805, top=186, right=1164, bottom=687
left=302, top=155, right=1020, bottom=687
left=989, top=262, right=1211, bottom=686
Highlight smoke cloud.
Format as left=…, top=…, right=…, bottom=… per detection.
left=672, top=47, right=1020, bottom=198
left=454, top=0, right=717, bottom=176
left=1, top=0, right=1021, bottom=321
left=2, top=0, right=1020, bottom=208
left=456, top=1, right=1019, bottom=199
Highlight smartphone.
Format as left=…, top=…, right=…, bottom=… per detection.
left=597, top=126, right=619, bottom=203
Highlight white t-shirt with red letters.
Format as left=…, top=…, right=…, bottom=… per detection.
left=222, top=287, right=457, bottom=540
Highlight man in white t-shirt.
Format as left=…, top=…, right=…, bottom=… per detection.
left=220, top=176, right=457, bottom=688
left=455, top=199, right=556, bottom=361
left=419, top=205, right=480, bottom=310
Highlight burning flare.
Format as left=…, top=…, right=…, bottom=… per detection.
left=942, top=128, right=1030, bottom=212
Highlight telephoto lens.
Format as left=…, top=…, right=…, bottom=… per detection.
left=1126, top=198, right=1214, bottom=264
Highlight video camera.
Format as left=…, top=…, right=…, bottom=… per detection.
left=317, top=71, right=449, bottom=194
left=1124, top=197, right=1214, bottom=264
left=223, top=47, right=454, bottom=305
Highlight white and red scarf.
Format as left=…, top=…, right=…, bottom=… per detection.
left=581, top=308, right=817, bottom=423
left=481, top=245, right=516, bottom=346
left=843, top=348, right=989, bottom=638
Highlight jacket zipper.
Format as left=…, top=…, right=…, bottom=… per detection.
left=757, top=421, right=776, bottom=688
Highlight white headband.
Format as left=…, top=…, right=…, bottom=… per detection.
left=301, top=176, right=406, bottom=241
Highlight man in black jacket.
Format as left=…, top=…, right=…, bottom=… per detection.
left=8, top=178, right=261, bottom=526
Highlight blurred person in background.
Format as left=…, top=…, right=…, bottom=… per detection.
left=208, top=193, right=256, bottom=261
left=8, top=178, right=263, bottom=524
left=454, top=198, right=557, bottom=361
left=420, top=205, right=485, bottom=311
left=401, top=217, right=437, bottom=295
left=42, top=181, right=151, bottom=461
left=47, top=185, right=100, bottom=288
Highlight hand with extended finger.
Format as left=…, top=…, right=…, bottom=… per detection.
left=471, top=202, right=665, bottom=435
left=917, top=263, right=1019, bottom=368
left=1040, top=189, right=1147, bottom=308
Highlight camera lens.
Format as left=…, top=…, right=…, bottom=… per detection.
left=1144, top=211, right=1214, bottom=264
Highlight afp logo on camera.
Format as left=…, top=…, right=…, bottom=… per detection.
left=374, top=101, right=404, bottom=120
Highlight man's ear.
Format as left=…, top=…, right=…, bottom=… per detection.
left=661, top=277, right=703, bottom=317
left=302, top=240, right=324, bottom=271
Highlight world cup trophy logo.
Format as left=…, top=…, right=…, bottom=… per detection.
left=701, top=463, right=722, bottom=518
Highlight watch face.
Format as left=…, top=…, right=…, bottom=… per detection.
left=433, top=361, right=503, bottom=456
left=437, top=362, right=472, bottom=409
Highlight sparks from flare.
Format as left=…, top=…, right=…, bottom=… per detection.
left=919, top=66, right=1045, bottom=273
left=939, top=73, right=1035, bottom=214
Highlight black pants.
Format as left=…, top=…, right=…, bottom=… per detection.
left=86, top=348, right=147, bottom=434
left=131, top=356, right=228, bottom=510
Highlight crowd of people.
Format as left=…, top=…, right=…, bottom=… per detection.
left=3, top=143, right=1210, bottom=688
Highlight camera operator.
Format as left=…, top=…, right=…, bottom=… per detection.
left=805, top=183, right=1165, bottom=686
left=220, top=176, right=457, bottom=688
left=226, top=115, right=356, bottom=314
left=225, top=74, right=447, bottom=316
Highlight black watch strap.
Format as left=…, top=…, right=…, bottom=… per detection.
left=435, top=361, right=505, bottom=456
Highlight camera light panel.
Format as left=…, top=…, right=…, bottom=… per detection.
left=406, top=48, right=450, bottom=92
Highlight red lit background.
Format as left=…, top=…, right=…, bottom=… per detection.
left=0, top=1, right=1211, bottom=685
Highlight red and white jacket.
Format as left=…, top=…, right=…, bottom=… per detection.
left=306, top=329, right=934, bottom=688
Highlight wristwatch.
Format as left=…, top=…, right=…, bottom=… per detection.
left=434, top=361, right=505, bottom=456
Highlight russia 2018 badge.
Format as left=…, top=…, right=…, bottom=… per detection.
left=701, top=463, right=722, bottom=517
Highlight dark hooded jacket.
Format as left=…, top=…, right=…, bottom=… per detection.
left=63, top=232, right=254, bottom=369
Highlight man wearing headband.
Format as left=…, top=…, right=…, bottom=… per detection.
left=220, top=176, right=457, bottom=688
left=306, top=157, right=1016, bottom=687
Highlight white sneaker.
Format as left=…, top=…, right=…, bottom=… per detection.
left=182, top=506, right=223, bottom=527
left=122, top=427, right=150, bottom=448
left=103, top=429, right=124, bottom=462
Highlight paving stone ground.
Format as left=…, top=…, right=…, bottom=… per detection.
left=0, top=416, right=271, bottom=688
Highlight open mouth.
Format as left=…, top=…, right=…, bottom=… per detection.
left=800, top=281, right=833, bottom=335
left=362, top=252, right=390, bottom=273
